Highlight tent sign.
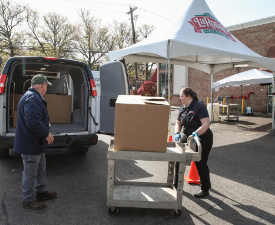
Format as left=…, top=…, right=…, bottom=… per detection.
left=188, top=13, right=236, bottom=42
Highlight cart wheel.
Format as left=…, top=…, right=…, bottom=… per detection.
left=108, top=207, right=118, bottom=215
left=172, top=209, right=181, bottom=217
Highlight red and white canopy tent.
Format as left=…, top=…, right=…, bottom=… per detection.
left=109, top=0, right=275, bottom=129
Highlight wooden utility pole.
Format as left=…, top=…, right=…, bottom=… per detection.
left=127, top=6, right=139, bottom=90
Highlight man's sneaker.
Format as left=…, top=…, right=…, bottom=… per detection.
left=36, top=191, right=57, bottom=201
left=23, top=200, right=46, bottom=210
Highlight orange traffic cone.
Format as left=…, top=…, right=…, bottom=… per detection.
left=184, top=161, right=200, bottom=184
left=168, top=135, right=173, bottom=142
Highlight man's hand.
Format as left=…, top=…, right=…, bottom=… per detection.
left=46, top=133, right=54, bottom=144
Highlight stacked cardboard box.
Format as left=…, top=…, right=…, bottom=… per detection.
left=10, top=94, right=22, bottom=128
left=11, top=94, right=72, bottom=127
left=44, top=94, right=72, bottom=124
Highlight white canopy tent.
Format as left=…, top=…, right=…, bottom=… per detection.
left=109, top=0, right=275, bottom=129
left=212, top=69, right=273, bottom=89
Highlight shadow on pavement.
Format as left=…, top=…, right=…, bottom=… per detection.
left=210, top=132, right=275, bottom=195
left=217, top=120, right=272, bottom=131
left=213, top=113, right=272, bottom=131
left=184, top=190, right=273, bottom=225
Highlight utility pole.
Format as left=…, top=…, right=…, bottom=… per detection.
left=127, top=6, right=139, bottom=90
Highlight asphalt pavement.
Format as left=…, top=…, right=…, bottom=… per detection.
left=0, top=109, right=274, bottom=225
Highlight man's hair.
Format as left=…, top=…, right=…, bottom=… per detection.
left=31, top=81, right=44, bottom=86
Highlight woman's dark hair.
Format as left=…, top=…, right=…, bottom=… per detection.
left=180, top=87, right=199, bottom=101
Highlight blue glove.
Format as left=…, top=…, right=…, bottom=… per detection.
left=173, top=133, right=181, bottom=141
left=192, top=131, right=201, bottom=141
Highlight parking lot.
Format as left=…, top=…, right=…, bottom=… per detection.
left=0, top=109, right=274, bottom=225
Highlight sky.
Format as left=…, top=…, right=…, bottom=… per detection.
left=12, top=0, right=275, bottom=30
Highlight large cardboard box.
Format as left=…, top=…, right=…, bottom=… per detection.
left=10, top=94, right=22, bottom=111
left=114, top=95, right=170, bottom=153
left=44, top=94, right=72, bottom=123
left=13, top=111, right=17, bottom=128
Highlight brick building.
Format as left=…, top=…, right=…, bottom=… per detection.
left=169, top=16, right=275, bottom=114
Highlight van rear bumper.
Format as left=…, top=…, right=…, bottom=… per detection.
left=0, top=134, right=98, bottom=151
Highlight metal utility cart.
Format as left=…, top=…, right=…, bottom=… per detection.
left=107, top=137, right=201, bottom=217
left=219, top=104, right=239, bottom=121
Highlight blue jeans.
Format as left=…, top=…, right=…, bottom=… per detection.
left=21, top=153, right=46, bottom=202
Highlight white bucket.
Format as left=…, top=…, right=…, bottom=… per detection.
left=207, top=103, right=220, bottom=122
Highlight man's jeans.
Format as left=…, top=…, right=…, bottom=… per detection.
left=21, top=153, right=46, bottom=202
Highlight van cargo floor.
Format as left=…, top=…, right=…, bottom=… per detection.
left=9, top=124, right=86, bottom=133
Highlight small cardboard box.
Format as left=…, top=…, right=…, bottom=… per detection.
left=44, top=94, right=72, bottom=124
left=13, top=111, right=17, bottom=128
left=114, top=95, right=170, bottom=153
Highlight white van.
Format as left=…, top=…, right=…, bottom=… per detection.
left=0, top=57, right=129, bottom=158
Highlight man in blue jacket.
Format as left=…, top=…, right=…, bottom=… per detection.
left=14, top=74, right=56, bottom=210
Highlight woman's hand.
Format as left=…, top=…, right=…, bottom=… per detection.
left=173, top=133, right=181, bottom=141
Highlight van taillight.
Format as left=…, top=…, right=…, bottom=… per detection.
left=0, top=74, right=7, bottom=94
left=90, top=79, right=97, bottom=96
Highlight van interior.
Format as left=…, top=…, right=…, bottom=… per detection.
left=7, top=60, right=90, bottom=134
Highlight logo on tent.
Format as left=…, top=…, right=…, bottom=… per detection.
left=188, top=13, right=236, bottom=42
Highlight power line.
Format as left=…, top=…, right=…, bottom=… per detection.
left=138, top=16, right=167, bottom=25
left=56, top=0, right=128, bottom=7
left=14, top=0, right=128, bottom=7
left=14, top=1, right=126, bottom=13
left=14, top=0, right=171, bottom=22
left=137, top=7, right=170, bottom=20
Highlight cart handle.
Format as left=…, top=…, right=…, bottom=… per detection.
left=187, top=135, right=202, bottom=155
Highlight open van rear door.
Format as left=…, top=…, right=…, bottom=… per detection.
left=99, top=60, right=130, bottom=133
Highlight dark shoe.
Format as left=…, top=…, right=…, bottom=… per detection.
left=36, top=191, right=57, bottom=201
left=194, top=190, right=209, bottom=198
left=23, top=200, right=46, bottom=210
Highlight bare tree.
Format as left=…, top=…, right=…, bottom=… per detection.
left=74, top=9, right=112, bottom=70
left=0, top=0, right=26, bottom=57
left=109, top=22, right=156, bottom=83
left=111, top=20, right=133, bottom=50
left=138, top=24, right=156, bottom=81
left=40, top=12, right=75, bottom=58
left=138, top=24, right=155, bottom=40
left=109, top=21, right=137, bottom=80
left=26, top=8, right=46, bottom=54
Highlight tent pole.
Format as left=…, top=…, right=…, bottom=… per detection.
left=167, top=40, right=171, bottom=104
left=166, top=40, right=172, bottom=139
left=241, top=85, right=243, bottom=114
left=272, top=71, right=275, bottom=130
left=157, top=63, right=159, bottom=95
left=210, top=66, right=214, bottom=122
